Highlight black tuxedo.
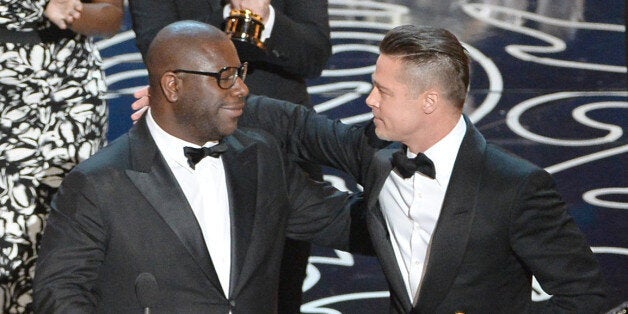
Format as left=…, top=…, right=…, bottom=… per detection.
left=33, top=110, right=360, bottom=313
left=129, top=2, right=332, bottom=311
left=129, top=0, right=331, bottom=105
left=240, top=98, right=607, bottom=313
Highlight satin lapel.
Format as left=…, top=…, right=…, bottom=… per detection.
left=366, top=148, right=414, bottom=311
left=124, top=118, right=224, bottom=295
left=416, top=117, right=487, bottom=312
left=221, top=135, right=258, bottom=298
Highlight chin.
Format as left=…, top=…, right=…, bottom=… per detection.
left=222, top=125, right=238, bottom=137
left=374, top=128, right=391, bottom=141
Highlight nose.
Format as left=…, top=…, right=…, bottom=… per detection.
left=231, top=77, right=249, bottom=98
left=365, top=88, right=378, bottom=109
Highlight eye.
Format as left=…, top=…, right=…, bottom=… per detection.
left=219, top=69, right=237, bottom=81
left=378, top=88, right=390, bottom=98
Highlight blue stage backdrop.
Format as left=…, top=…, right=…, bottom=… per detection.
left=97, top=1, right=626, bottom=312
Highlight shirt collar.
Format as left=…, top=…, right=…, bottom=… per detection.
left=407, top=115, right=466, bottom=184
left=146, top=109, right=220, bottom=170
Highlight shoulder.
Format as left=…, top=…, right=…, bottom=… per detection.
left=72, top=133, right=132, bottom=175
left=230, top=127, right=281, bottom=151
left=244, top=94, right=302, bottom=115
left=483, top=143, right=551, bottom=185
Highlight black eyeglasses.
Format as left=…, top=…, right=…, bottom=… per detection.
left=172, top=62, right=248, bottom=89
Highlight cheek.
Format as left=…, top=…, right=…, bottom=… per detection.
left=382, top=102, right=419, bottom=129
left=212, top=107, right=240, bottom=136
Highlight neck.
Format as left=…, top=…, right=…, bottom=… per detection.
left=405, top=112, right=461, bottom=154
left=150, top=108, right=207, bottom=146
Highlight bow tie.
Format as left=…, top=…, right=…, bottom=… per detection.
left=391, top=149, right=436, bottom=179
left=183, top=142, right=228, bottom=169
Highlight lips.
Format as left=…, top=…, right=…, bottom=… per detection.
left=222, top=101, right=245, bottom=112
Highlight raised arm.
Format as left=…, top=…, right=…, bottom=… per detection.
left=128, top=0, right=186, bottom=58
left=240, top=95, right=379, bottom=184
left=261, top=0, right=331, bottom=79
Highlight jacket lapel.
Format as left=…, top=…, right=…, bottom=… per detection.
left=415, top=117, right=487, bottom=312
left=221, top=133, right=258, bottom=298
left=124, top=118, right=224, bottom=295
left=367, top=147, right=415, bottom=311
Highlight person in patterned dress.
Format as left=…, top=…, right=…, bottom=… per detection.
left=0, top=0, right=123, bottom=312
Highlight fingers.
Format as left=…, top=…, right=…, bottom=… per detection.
left=133, top=85, right=150, bottom=100
left=65, top=10, right=81, bottom=26
left=44, top=0, right=83, bottom=29
left=229, top=0, right=270, bottom=21
left=131, top=85, right=151, bottom=122
left=131, top=106, right=149, bottom=123
left=64, top=1, right=82, bottom=26
left=73, top=1, right=83, bottom=12
left=131, top=95, right=149, bottom=110
left=51, top=19, right=68, bottom=29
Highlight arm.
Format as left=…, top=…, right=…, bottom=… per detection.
left=128, top=0, right=181, bottom=58
left=262, top=0, right=331, bottom=79
left=240, top=95, right=378, bottom=184
left=33, top=170, right=106, bottom=312
left=68, top=0, right=123, bottom=37
left=281, top=141, right=372, bottom=254
left=131, top=93, right=386, bottom=183
left=225, top=0, right=330, bottom=78
left=510, top=169, right=606, bottom=312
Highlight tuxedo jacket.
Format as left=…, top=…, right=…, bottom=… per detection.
left=240, top=98, right=607, bottom=313
left=33, top=110, right=361, bottom=313
left=129, top=0, right=331, bottom=105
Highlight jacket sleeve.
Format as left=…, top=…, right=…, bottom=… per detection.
left=281, top=145, right=372, bottom=255
left=33, top=170, right=106, bottom=313
left=263, top=0, right=332, bottom=79
left=240, top=95, right=376, bottom=184
left=510, top=169, right=607, bottom=313
left=128, top=0, right=182, bottom=59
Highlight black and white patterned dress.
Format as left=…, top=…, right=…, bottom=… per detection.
left=0, top=1, right=108, bottom=312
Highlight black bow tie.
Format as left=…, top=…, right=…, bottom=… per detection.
left=183, top=142, right=227, bottom=169
left=391, top=149, right=436, bottom=179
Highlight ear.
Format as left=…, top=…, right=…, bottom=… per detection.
left=161, top=72, right=180, bottom=102
left=422, top=90, right=438, bottom=114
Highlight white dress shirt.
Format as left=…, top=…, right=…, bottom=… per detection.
left=380, top=116, right=466, bottom=304
left=146, top=110, right=232, bottom=298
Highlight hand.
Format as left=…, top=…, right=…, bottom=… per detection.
left=131, top=86, right=150, bottom=123
left=44, top=0, right=83, bottom=29
left=229, top=0, right=271, bottom=21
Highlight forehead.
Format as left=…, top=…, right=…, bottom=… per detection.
left=194, top=40, right=241, bottom=69
left=373, top=54, right=407, bottom=85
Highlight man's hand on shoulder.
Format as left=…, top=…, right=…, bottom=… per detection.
left=131, top=86, right=150, bottom=123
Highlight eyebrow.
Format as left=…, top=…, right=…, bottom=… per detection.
left=371, top=76, right=392, bottom=94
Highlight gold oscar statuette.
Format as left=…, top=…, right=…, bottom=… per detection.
left=224, top=9, right=266, bottom=50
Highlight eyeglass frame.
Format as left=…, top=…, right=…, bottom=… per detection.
left=171, top=62, right=248, bottom=89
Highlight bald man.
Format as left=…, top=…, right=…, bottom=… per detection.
left=32, top=20, right=362, bottom=313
